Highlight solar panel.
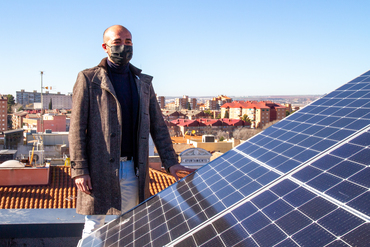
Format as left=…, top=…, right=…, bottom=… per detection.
left=78, top=70, right=370, bottom=247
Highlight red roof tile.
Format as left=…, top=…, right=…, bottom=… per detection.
left=0, top=166, right=181, bottom=209
left=221, top=101, right=269, bottom=109
left=198, top=118, right=222, bottom=126
left=0, top=166, right=76, bottom=209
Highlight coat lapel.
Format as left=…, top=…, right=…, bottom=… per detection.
left=93, top=69, right=117, bottom=97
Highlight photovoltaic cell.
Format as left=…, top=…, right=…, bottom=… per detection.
left=79, top=70, right=370, bottom=247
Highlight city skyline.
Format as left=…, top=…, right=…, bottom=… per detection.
left=1, top=1, right=370, bottom=97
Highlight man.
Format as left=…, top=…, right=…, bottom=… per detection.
left=69, top=25, right=194, bottom=238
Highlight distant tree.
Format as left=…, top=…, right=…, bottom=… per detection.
left=204, top=109, right=213, bottom=118
left=17, top=106, right=24, bottom=112
left=224, top=110, right=229, bottom=119
left=7, top=94, right=15, bottom=113
left=187, top=102, right=191, bottom=110
left=216, top=130, right=228, bottom=141
left=241, top=114, right=251, bottom=123
left=286, top=110, right=290, bottom=117
left=7, top=115, right=12, bottom=130
left=233, top=127, right=261, bottom=140
left=262, top=120, right=279, bottom=130
left=49, top=99, right=53, bottom=110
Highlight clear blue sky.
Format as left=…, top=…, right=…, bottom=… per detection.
left=1, top=0, right=369, bottom=97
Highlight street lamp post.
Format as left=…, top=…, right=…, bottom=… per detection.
left=40, top=71, right=44, bottom=133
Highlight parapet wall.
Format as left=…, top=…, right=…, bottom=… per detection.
left=187, top=140, right=233, bottom=153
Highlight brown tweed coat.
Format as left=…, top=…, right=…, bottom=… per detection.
left=69, top=58, right=178, bottom=215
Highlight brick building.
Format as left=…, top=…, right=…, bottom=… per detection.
left=221, top=101, right=286, bottom=128
left=37, top=115, right=67, bottom=132
left=156, top=95, right=165, bottom=109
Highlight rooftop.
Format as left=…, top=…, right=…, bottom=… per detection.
left=0, top=166, right=182, bottom=210
left=221, top=100, right=286, bottom=109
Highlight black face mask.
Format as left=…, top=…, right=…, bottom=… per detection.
left=109, top=45, right=133, bottom=66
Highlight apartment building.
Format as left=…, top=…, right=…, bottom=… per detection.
left=175, top=95, right=197, bottom=110
left=198, top=103, right=206, bottom=110
left=213, top=95, right=233, bottom=109
left=41, top=92, right=72, bottom=109
left=156, top=96, right=165, bottom=109
left=16, top=90, right=72, bottom=109
left=165, top=102, right=177, bottom=110
left=205, top=100, right=218, bottom=110
left=189, top=98, right=197, bottom=110
left=16, top=90, right=41, bottom=105
left=0, top=96, right=7, bottom=131
left=265, top=102, right=287, bottom=122
left=221, top=101, right=286, bottom=128
left=175, top=95, right=188, bottom=109
left=11, top=111, right=28, bottom=130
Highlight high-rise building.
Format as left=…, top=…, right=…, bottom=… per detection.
left=175, top=95, right=189, bottom=110
left=189, top=98, right=197, bottom=110
left=205, top=100, right=217, bottom=110
left=0, top=96, right=7, bottom=131
left=157, top=96, right=165, bottom=109
left=16, top=90, right=41, bottom=105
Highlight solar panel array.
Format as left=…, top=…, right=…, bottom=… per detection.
left=79, top=70, right=370, bottom=247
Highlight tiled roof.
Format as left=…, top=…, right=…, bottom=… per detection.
left=221, top=101, right=270, bottom=109
left=198, top=118, right=222, bottom=126
left=0, top=166, right=181, bottom=209
left=0, top=166, right=76, bottom=209
left=149, top=169, right=177, bottom=195
left=171, top=119, right=209, bottom=127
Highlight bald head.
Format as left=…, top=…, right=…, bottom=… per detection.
left=103, top=25, right=131, bottom=43
left=102, top=25, right=133, bottom=64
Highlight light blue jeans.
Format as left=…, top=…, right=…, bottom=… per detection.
left=81, top=159, right=139, bottom=239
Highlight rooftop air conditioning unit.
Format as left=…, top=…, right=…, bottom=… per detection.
left=202, top=135, right=215, bottom=143
left=29, top=150, right=44, bottom=166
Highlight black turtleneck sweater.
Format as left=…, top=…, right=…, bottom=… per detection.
left=107, top=59, right=138, bottom=158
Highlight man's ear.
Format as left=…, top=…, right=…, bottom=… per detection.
left=102, top=43, right=109, bottom=53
